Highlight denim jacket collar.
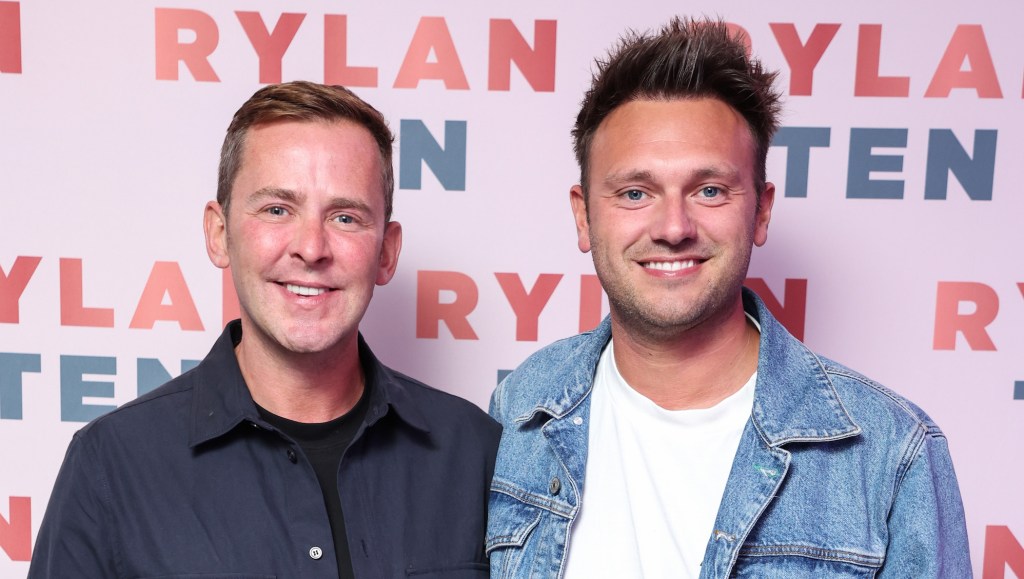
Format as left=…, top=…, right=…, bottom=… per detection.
left=511, top=288, right=861, bottom=446
left=742, top=289, right=861, bottom=446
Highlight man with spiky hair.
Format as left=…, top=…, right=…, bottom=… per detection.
left=31, top=81, right=500, bottom=578
left=486, top=18, right=970, bottom=578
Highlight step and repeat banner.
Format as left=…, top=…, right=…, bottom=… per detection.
left=1, top=1, right=1021, bottom=576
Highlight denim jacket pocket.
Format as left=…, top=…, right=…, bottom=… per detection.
left=730, top=544, right=883, bottom=578
left=485, top=491, right=544, bottom=554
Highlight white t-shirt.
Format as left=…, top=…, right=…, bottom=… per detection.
left=562, top=339, right=756, bottom=579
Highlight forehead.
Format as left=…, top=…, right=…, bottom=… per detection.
left=589, top=97, right=757, bottom=181
left=240, top=119, right=381, bottom=170
left=232, top=120, right=384, bottom=203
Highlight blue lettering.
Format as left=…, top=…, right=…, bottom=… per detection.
left=399, top=119, right=467, bottom=191
left=60, top=355, right=116, bottom=422
left=771, top=127, right=831, bottom=198
left=137, top=358, right=201, bottom=397
left=925, top=129, right=997, bottom=201
left=0, top=352, right=40, bottom=420
left=847, top=128, right=907, bottom=199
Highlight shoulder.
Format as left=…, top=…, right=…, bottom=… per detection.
left=384, top=366, right=501, bottom=441
left=73, top=368, right=197, bottom=446
left=491, top=324, right=609, bottom=423
left=818, top=356, right=945, bottom=440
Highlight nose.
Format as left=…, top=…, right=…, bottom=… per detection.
left=650, top=194, right=696, bottom=246
left=290, top=216, right=332, bottom=264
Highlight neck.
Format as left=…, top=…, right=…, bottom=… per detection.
left=235, top=329, right=365, bottom=423
left=610, top=298, right=758, bottom=410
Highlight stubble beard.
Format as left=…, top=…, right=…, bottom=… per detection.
left=592, top=239, right=753, bottom=344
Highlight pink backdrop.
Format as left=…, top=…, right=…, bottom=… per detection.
left=1, top=1, right=1022, bottom=576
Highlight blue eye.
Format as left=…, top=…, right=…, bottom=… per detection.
left=624, top=189, right=645, bottom=201
left=700, top=186, right=721, bottom=198
left=267, top=206, right=288, bottom=216
left=333, top=214, right=354, bottom=224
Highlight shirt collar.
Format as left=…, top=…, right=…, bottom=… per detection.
left=189, top=321, right=430, bottom=447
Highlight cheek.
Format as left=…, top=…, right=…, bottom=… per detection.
left=331, top=235, right=386, bottom=271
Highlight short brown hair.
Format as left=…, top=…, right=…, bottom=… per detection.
left=573, top=17, right=781, bottom=195
left=218, top=81, right=395, bottom=220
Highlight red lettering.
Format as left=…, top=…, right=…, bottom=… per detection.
left=0, top=1, right=21, bottom=74
left=155, top=8, right=220, bottom=82
left=0, top=496, right=31, bottom=561
left=487, top=19, right=556, bottom=92
left=744, top=278, right=807, bottom=341
left=129, top=262, right=204, bottom=331
left=416, top=271, right=478, bottom=339
left=983, top=525, right=1024, bottom=578
left=724, top=23, right=752, bottom=56
left=579, top=274, right=604, bottom=333
left=236, top=12, right=305, bottom=84
left=495, top=273, right=562, bottom=341
left=770, top=23, right=841, bottom=96
left=222, top=267, right=239, bottom=328
left=933, top=281, right=997, bottom=350
left=854, top=24, right=909, bottom=97
left=324, top=14, right=377, bottom=87
left=925, top=25, right=1002, bottom=98
left=0, top=256, right=41, bottom=323
left=394, top=17, right=469, bottom=90
left=59, top=258, right=114, bottom=328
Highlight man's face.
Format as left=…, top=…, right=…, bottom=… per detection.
left=204, top=120, right=401, bottom=357
left=570, top=98, right=774, bottom=339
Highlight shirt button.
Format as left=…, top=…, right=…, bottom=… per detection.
left=286, top=449, right=297, bottom=463
left=309, top=546, right=323, bottom=560
left=572, top=417, right=583, bottom=425
left=549, top=477, right=561, bottom=495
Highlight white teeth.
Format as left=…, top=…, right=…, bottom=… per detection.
left=644, top=260, right=696, bottom=272
left=286, top=284, right=327, bottom=296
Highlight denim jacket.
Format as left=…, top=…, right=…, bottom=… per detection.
left=487, top=289, right=971, bottom=578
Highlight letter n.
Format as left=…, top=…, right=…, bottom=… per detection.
left=983, top=526, right=1024, bottom=578
left=399, top=119, right=467, bottom=191
left=0, top=496, right=31, bottom=561
left=488, top=19, right=556, bottom=91
left=745, top=278, right=807, bottom=341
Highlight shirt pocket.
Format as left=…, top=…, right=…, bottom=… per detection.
left=405, top=562, right=488, bottom=577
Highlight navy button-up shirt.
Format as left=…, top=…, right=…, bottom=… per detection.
left=30, top=321, right=501, bottom=578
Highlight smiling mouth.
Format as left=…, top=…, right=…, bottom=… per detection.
left=641, top=259, right=697, bottom=272
left=284, top=283, right=330, bottom=296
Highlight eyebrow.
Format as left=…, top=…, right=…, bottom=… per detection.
left=603, top=166, right=743, bottom=189
left=246, top=186, right=374, bottom=215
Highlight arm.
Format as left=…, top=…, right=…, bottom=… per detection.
left=489, top=375, right=508, bottom=424
left=28, top=432, right=119, bottom=578
left=880, top=427, right=972, bottom=578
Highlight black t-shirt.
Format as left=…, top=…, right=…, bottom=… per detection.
left=258, top=381, right=371, bottom=579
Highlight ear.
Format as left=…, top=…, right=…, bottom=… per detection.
left=753, top=182, right=775, bottom=247
left=204, top=201, right=230, bottom=269
left=569, top=185, right=592, bottom=253
left=376, top=220, right=403, bottom=286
